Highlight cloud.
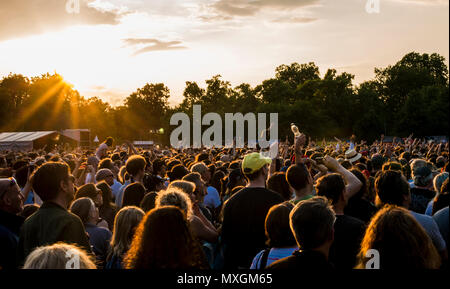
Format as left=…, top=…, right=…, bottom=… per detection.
left=271, top=16, right=318, bottom=23
left=211, top=0, right=320, bottom=16
left=0, top=0, right=124, bottom=41
left=123, top=38, right=187, bottom=55
left=389, top=0, right=448, bottom=5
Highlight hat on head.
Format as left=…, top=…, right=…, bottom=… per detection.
left=345, top=149, right=362, bottom=163
left=242, top=152, right=272, bottom=174
left=95, top=168, right=113, bottom=182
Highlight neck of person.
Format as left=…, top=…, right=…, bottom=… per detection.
left=332, top=203, right=345, bottom=215
left=49, top=194, right=70, bottom=210
left=247, top=177, right=266, bottom=189
left=294, top=187, right=311, bottom=201
left=131, top=173, right=144, bottom=184
left=310, top=243, right=331, bottom=260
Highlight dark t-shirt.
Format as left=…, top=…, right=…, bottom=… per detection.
left=329, top=214, right=366, bottom=269
left=221, top=187, right=284, bottom=269
left=344, top=198, right=377, bottom=224
left=410, top=188, right=435, bottom=214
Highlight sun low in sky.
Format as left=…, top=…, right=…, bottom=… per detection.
left=0, top=0, right=448, bottom=106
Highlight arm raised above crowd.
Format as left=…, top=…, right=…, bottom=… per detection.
left=322, top=155, right=362, bottom=200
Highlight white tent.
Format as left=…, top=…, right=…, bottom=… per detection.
left=0, top=131, right=78, bottom=151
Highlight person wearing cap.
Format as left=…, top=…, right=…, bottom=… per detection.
left=95, top=168, right=115, bottom=187
left=221, top=152, right=284, bottom=269
left=344, top=149, right=362, bottom=164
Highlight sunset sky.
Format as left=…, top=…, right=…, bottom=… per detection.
left=0, top=0, right=448, bottom=106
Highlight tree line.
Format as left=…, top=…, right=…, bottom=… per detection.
left=0, top=52, right=448, bottom=145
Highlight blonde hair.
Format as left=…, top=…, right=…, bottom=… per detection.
left=23, top=243, right=96, bottom=269
left=109, top=206, right=145, bottom=259
left=168, top=180, right=196, bottom=195
left=156, top=187, right=193, bottom=218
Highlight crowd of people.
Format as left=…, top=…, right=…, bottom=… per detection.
left=0, top=134, right=448, bottom=270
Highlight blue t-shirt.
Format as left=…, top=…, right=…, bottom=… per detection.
left=115, top=180, right=131, bottom=208
left=250, top=247, right=298, bottom=269
left=410, top=210, right=447, bottom=252
left=110, top=179, right=122, bottom=201
left=433, top=207, right=449, bottom=249
left=203, top=186, right=221, bottom=209
left=424, top=200, right=434, bottom=216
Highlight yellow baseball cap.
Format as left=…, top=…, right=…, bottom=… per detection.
left=242, top=152, right=272, bottom=174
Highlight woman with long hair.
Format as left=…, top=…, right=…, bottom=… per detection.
left=157, top=184, right=218, bottom=243
left=105, top=206, right=145, bottom=269
left=123, top=206, right=208, bottom=269
left=96, top=181, right=117, bottom=231
left=355, top=205, right=441, bottom=269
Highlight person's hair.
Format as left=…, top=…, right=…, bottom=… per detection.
left=123, top=206, right=207, bottom=269
left=19, top=204, right=40, bottom=219
left=195, top=153, right=209, bottom=163
left=433, top=172, right=449, bottom=193
left=23, top=243, right=96, bottom=269
left=75, top=183, right=100, bottom=202
left=30, top=162, right=70, bottom=201
left=140, top=192, right=158, bottom=212
left=356, top=205, right=441, bottom=269
left=182, top=172, right=203, bottom=195
left=286, top=164, right=310, bottom=191
left=14, top=165, right=30, bottom=188
left=315, top=173, right=345, bottom=205
left=432, top=178, right=449, bottom=215
left=289, top=196, right=335, bottom=250
left=96, top=181, right=114, bottom=210
left=126, top=155, right=146, bottom=177
left=122, top=183, right=146, bottom=208
left=191, top=162, right=208, bottom=175
left=410, top=159, right=427, bottom=173
left=265, top=202, right=296, bottom=248
left=168, top=164, right=189, bottom=181
left=382, top=161, right=402, bottom=172
left=267, top=172, right=292, bottom=201
left=375, top=170, right=410, bottom=207
left=243, top=167, right=265, bottom=181
left=98, top=158, right=114, bottom=170
left=210, top=170, right=225, bottom=195
left=118, top=165, right=127, bottom=184
left=109, top=206, right=145, bottom=260
left=69, top=197, right=95, bottom=225
left=152, top=159, right=166, bottom=175
left=104, top=137, right=114, bottom=147
left=349, top=168, right=369, bottom=200
left=156, top=188, right=193, bottom=218
left=169, top=180, right=196, bottom=196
